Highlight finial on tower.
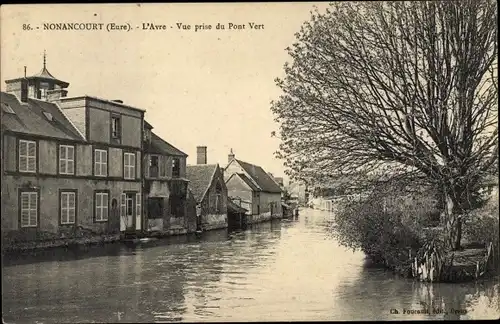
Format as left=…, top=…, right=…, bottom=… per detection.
left=43, top=50, right=46, bottom=69
left=228, top=148, right=235, bottom=163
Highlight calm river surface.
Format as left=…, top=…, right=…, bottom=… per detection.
left=2, top=208, right=499, bottom=322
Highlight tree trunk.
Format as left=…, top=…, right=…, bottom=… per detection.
left=454, top=216, right=463, bottom=251
left=443, top=192, right=463, bottom=251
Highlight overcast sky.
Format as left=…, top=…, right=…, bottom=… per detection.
left=1, top=3, right=329, bottom=183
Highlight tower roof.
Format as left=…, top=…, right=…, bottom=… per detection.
left=5, top=50, right=69, bottom=88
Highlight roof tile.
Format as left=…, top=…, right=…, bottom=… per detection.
left=186, top=164, right=218, bottom=202
left=236, top=159, right=282, bottom=193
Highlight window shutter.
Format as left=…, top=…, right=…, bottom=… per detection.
left=61, top=193, right=67, bottom=223
left=135, top=193, right=141, bottom=230
left=28, top=142, right=36, bottom=171
left=94, top=150, right=100, bottom=175
left=102, top=151, right=108, bottom=176
left=131, top=154, right=136, bottom=179
left=69, top=193, right=76, bottom=223
left=29, top=192, right=37, bottom=226
left=68, top=146, right=75, bottom=174
left=103, top=193, right=109, bottom=220
left=21, top=193, right=30, bottom=227
left=60, top=146, right=67, bottom=173
left=120, top=193, right=126, bottom=217
left=19, top=141, right=27, bottom=171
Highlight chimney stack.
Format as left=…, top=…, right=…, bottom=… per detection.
left=228, top=148, right=235, bottom=163
left=197, top=146, right=207, bottom=165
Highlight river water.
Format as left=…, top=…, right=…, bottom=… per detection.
left=2, top=208, right=499, bottom=322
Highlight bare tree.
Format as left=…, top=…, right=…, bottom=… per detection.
left=271, top=0, right=498, bottom=250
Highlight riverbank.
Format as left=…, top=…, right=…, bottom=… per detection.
left=1, top=214, right=284, bottom=256
left=329, top=180, right=499, bottom=284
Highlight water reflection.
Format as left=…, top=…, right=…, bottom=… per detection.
left=2, top=210, right=499, bottom=323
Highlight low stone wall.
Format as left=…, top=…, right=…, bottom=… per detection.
left=202, top=214, right=228, bottom=231
left=247, top=212, right=272, bottom=224
left=147, top=219, right=164, bottom=232
left=2, top=232, right=122, bottom=254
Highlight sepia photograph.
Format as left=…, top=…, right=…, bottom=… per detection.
left=1, top=1, right=499, bottom=322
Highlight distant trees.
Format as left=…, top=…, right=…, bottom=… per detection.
left=271, top=0, right=498, bottom=250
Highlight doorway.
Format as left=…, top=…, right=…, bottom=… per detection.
left=120, top=193, right=137, bottom=232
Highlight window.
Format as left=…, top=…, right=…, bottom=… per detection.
left=60, top=191, right=76, bottom=225
left=19, top=140, right=36, bottom=173
left=124, top=152, right=136, bottom=179
left=94, top=149, right=107, bottom=176
left=28, top=86, right=35, bottom=99
left=20, top=191, right=38, bottom=227
left=59, top=145, right=75, bottom=175
left=39, top=82, right=50, bottom=100
left=149, top=155, right=159, bottom=178
left=95, top=192, right=109, bottom=222
left=172, top=157, right=180, bottom=177
left=111, top=115, right=121, bottom=139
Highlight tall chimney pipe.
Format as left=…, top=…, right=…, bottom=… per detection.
left=197, top=146, right=207, bottom=165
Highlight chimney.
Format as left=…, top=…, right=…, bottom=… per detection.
left=197, top=146, right=207, bottom=165
left=228, top=148, right=235, bottom=163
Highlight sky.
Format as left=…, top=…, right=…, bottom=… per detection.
left=1, top=2, right=330, bottom=184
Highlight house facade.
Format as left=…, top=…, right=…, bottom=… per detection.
left=287, top=180, right=308, bottom=205
left=1, top=60, right=144, bottom=245
left=224, top=149, right=283, bottom=224
left=143, top=123, right=192, bottom=236
left=186, top=147, right=228, bottom=231
left=225, top=173, right=260, bottom=215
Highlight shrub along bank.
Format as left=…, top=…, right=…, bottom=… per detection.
left=331, top=180, right=499, bottom=282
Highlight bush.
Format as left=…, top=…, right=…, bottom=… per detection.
left=463, top=194, right=499, bottom=249
left=331, top=181, right=441, bottom=273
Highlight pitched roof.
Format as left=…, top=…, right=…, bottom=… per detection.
left=148, top=132, right=187, bottom=157
left=186, top=164, right=218, bottom=202
left=236, top=159, right=282, bottom=193
left=1, top=92, right=84, bottom=140
left=227, top=198, right=248, bottom=213
left=227, top=173, right=260, bottom=192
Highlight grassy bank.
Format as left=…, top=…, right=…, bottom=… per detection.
left=331, top=181, right=499, bottom=283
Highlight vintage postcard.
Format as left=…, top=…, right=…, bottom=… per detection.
left=1, top=2, right=499, bottom=323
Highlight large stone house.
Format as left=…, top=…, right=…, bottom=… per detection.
left=224, top=149, right=283, bottom=224
left=186, top=147, right=228, bottom=231
left=1, top=59, right=144, bottom=244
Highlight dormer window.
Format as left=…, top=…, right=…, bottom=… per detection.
left=111, top=115, right=121, bottom=139
left=1, top=103, right=15, bottom=114
left=43, top=112, right=53, bottom=121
